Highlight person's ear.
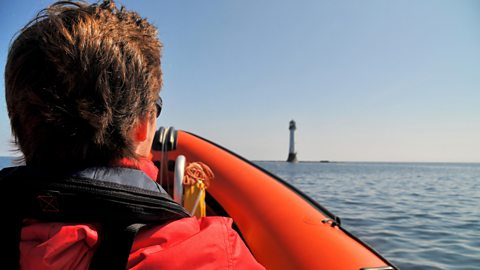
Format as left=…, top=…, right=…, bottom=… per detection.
left=134, top=118, right=148, bottom=142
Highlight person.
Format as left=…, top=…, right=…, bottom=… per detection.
left=1, top=1, right=265, bottom=269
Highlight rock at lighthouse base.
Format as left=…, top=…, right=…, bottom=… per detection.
left=287, top=153, right=298, bottom=163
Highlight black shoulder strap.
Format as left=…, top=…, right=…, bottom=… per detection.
left=90, top=223, right=146, bottom=270
left=2, top=215, right=22, bottom=269
left=1, top=221, right=148, bottom=270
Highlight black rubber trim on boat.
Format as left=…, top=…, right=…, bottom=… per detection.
left=204, top=192, right=242, bottom=235
left=360, top=267, right=395, bottom=270
left=184, top=130, right=398, bottom=270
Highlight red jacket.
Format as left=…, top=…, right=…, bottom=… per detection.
left=21, top=216, right=264, bottom=269
left=17, top=159, right=264, bottom=269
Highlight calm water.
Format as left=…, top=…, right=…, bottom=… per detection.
left=1, top=157, right=478, bottom=269
left=256, top=161, right=480, bottom=270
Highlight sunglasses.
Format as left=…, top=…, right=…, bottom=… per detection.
left=155, top=97, right=163, bottom=118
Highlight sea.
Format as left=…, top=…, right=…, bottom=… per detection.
left=1, top=156, right=478, bottom=269
left=255, top=161, right=480, bottom=270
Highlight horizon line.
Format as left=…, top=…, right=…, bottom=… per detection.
left=0, top=156, right=478, bottom=165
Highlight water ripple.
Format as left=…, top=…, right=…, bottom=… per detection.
left=257, top=161, right=480, bottom=270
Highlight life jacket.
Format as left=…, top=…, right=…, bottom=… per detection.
left=0, top=166, right=190, bottom=270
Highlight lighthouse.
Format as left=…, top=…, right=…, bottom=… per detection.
left=287, top=120, right=298, bottom=163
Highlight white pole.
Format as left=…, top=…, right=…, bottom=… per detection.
left=173, top=155, right=186, bottom=204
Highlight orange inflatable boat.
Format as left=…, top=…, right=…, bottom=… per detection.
left=154, top=127, right=397, bottom=270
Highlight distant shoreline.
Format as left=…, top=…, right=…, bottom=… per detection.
left=255, top=160, right=336, bottom=163
left=253, top=160, right=480, bottom=165
left=1, top=156, right=479, bottom=165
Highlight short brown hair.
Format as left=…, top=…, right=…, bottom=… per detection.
left=5, top=0, right=162, bottom=169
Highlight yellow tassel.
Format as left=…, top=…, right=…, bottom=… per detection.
left=183, top=181, right=206, bottom=217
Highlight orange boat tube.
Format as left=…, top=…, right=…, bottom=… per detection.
left=166, top=130, right=396, bottom=270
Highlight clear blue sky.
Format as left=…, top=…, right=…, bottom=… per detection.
left=1, top=0, right=479, bottom=162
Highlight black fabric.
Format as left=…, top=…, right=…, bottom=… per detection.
left=90, top=223, right=146, bottom=270
left=1, top=215, right=22, bottom=269
left=0, top=166, right=190, bottom=224
left=72, top=166, right=167, bottom=194
left=0, top=166, right=190, bottom=269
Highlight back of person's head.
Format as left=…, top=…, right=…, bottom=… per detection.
left=5, top=0, right=162, bottom=169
